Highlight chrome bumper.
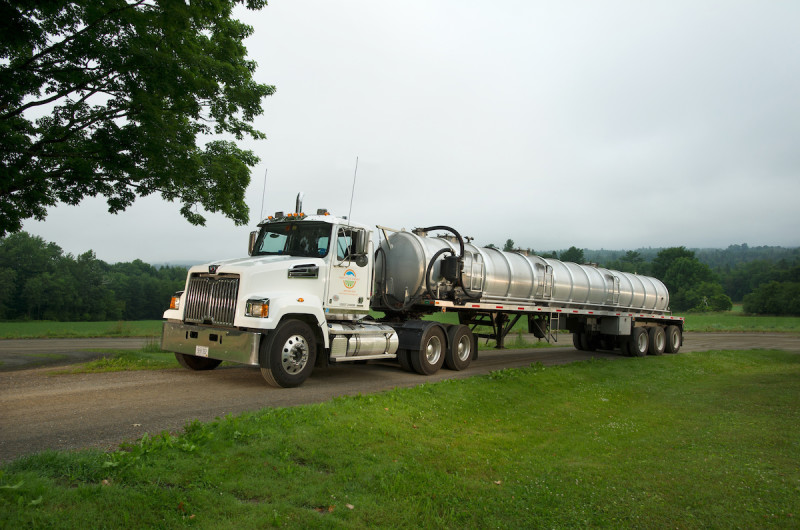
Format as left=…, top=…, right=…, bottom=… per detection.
left=161, top=322, right=261, bottom=366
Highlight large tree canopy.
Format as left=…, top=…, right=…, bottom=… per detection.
left=0, top=0, right=274, bottom=236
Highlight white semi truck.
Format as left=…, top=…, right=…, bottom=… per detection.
left=162, top=194, right=684, bottom=387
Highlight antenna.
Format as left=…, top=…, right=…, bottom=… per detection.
left=347, top=156, right=358, bottom=224
left=259, top=167, right=268, bottom=220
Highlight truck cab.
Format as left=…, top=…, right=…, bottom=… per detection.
left=161, top=201, right=399, bottom=387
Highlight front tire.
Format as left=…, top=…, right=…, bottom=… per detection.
left=260, top=320, right=317, bottom=388
left=175, top=352, right=222, bottom=371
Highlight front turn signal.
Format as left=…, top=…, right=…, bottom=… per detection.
left=169, top=291, right=184, bottom=310
left=245, top=298, right=270, bottom=318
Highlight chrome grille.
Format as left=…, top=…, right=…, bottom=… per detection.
left=184, top=275, right=239, bottom=326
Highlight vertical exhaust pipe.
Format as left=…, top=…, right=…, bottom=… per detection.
left=296, top=192, right=304, bottom=214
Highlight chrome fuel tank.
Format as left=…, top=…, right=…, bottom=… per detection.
left=374, top=230, right=669, bottom=312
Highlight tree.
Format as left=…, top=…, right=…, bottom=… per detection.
left=0, top=0, right=274, bottom=236
left=651, top=247, right=695, bottom=280
left=743, top=281, right=800, bottom=316
left=503, top=239, right=515, bottom=252
left=559, top=246, right=585, bottom=263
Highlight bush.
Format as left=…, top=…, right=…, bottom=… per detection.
left=743, top=281, right=800, bottom=315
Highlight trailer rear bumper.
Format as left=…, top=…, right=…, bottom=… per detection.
left=161, top=322, right=261, bottom=366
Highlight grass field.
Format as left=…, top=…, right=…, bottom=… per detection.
left=2, top=349, right=798, bottom=527
left=0, top=320, right=163, bottom=339
left=1, top=306, right=798, bottom=341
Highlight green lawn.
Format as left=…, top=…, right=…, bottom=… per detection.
left=0, top=320, right=164, bottom=339
left=2, top=349, right=798, bottom=528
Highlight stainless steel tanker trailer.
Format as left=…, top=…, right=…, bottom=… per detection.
left=161, top=195, right=684, bottom=387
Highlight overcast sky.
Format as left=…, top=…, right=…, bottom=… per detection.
left=21, top=0, right=800, bottom=264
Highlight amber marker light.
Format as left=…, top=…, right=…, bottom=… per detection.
left=169, top=291, right=183, bottom=310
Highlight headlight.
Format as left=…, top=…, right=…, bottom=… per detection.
left=169, top=291, right=184, bottom=310
left=245, top=298, right=270, bottom=318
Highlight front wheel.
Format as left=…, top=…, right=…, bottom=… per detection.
left=260, top=320, right=317, bottom=388
left=175, top=352, right=222, bottom=371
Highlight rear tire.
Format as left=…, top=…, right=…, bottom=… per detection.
left=396, top=348, right=413, bottom=372
left=445, top=325, right=473, bottom=371
left=648, top=326, right=666, bottom=355
left=665, top=325, right=682, bottom=354
left=572, top=333, right=583, bottom=350
left=579, top=333, right=597, bottom=352
left=175, top=352, right=222, bottom=371
left=259, top=320, right=316, bottom=388
left=628, top=327, right=649, bottom=357
left=410, top=326, right=446, bottom=375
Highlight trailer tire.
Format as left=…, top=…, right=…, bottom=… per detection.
left=665, top=325, right=682, bottom=354
left=410, top=326, right=446, bottom=375
left=579, top=333, right=597, bottom=352
left=174, top=353, right=222, bottom=371
left=445, top=325, right=473, bottom=371
left=259, top=320, right=316, bottom=388
left=648, top=326, right=666, bottom=355
left=628, top=327, right=649, bottom=357
left=572, top=333, right=583, bottom=350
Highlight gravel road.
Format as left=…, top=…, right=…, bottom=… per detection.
left=1, top=332, right=798, bottom=463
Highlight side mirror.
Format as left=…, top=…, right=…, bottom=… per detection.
left=248, top=231, right=258, bottom=256
left=354, top=230, right=367, bottom=255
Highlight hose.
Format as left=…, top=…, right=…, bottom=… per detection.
left=420, top=225, right=482, bottom=301
left=425, top=247, right=455, bottom=299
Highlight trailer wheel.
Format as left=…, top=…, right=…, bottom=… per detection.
left=579, top=333, right=597, bottom=352
left=445, top=325, right=473, bottom=371
left=648, top=326, right=666, bottom=355
left=259, top=320, right=316, bottom=388
left=665, top=325, right=682, bottom=354
left=628, top=327, right=649, bottom=357
left=410, top=326, right=446, bottom=375
left=572, top=333, right=583, bottom=350
left=174, top=353, right=222, bottom=371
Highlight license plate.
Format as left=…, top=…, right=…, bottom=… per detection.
left=195, top=345, right=209, bottom=357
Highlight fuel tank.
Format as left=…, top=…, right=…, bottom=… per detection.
left=374, top=229, right=669, bottom=312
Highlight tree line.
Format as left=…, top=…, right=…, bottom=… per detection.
left=0, top=232, right=186, bottom=321
left=488, top=240, right=800, bottom=315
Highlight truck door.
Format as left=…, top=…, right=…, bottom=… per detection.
left=324, top=226, right=371, bottom=314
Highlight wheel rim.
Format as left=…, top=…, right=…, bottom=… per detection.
left=280, top=334, right=309, bottom=374
left=426, top=336, right=442, bottom=365
left=656, top=330, right=666, bottom=351
left=456, top=335, right=471, bottom=362
left=636, top=332, right=648, bottom=354
left=671, top=329, right=681, bottom=348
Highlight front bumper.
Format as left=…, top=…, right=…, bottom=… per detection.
left=161, top=322, right=262, bottom=366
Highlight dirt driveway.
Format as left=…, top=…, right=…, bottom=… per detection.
left=1, top=332, right=798, bottom=463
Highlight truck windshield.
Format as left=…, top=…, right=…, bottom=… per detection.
left=252, top=222, right=332, bottom=258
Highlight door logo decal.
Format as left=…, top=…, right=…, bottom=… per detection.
left=343, top=269, right=357, bottom=289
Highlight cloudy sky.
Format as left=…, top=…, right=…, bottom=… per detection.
left=22, top=0, right=800, bottom=264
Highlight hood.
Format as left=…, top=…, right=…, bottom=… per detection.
left=189, top=255, right=323, bottom=276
